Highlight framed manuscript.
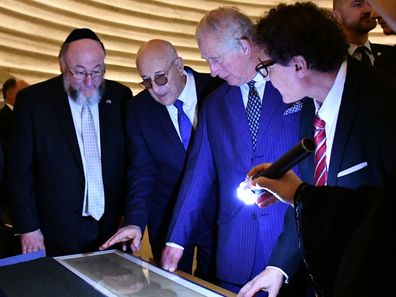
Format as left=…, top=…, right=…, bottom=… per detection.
left=55, top=250, right=233, bottom=297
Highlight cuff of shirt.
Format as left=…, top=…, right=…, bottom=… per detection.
left=266, top=266, right=289, bottom=283
left=165, top=242, right=184, bottom=250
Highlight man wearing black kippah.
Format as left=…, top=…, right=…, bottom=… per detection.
left=8, top=28, right=132, bottom=256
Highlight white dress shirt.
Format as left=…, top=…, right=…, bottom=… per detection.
left=313, top=60, right=347, bottom=170
left=166, top=70, right=198, bottom=142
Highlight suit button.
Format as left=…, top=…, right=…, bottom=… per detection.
left=251, top=214, right=257, bottom=220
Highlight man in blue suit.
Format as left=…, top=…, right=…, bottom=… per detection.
left=100, top=39, right=221, bottom=281
left=161, top=7, right=305, bottom=296
left=239, top=2, right=396, bottom=296
left=8, top=28, right=132, bottom=256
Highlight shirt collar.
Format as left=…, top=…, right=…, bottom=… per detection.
left=175, top=70, right=195, bottom=108
left=5, top=103, right=13, bottom=110
left=315, top=60, right=347, bottom=127
left=348, top=40, right=372, bottom=56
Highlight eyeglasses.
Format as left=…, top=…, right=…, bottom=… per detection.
left=255, top=58, right=275, bottom=78
left=64, top=62, right=105, bottom=80
left=139, top=57, right=178, bottom=89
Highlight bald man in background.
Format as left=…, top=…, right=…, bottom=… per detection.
left=101, top=39, right=221, bottom=281
left=333, top=0, right=390, bottom=66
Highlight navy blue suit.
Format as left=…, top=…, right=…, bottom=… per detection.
left=167, top=80, right=302, bottom=288
left=125, top=68, right=221, bottom=280
left=298, top=58, right=396, bottom=296
left=8, top=76, right=132, bottom=256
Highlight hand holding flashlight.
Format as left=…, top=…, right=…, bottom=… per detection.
left=237, top=138, right=314, bottom=205
left=248, top=164, right=304, bottom=207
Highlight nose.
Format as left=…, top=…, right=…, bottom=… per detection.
left=83, top=74, right=94, bottom=87
left=151, top=80, right=161, bottom=93
left=209, top=63, right=219, bottom=77
left=362, top=1, right=372, bottom=13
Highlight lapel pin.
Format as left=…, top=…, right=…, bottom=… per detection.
left=105, top=99, right=112, bottom=104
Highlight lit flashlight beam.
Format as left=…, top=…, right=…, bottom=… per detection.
left=237, top=138, right=315, bottom=204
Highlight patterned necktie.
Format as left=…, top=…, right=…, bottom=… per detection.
left=246, top=80, right=262, bottom=150
left=313, top=115, right=327, bottom=186
left=174, top=99, right=192, bottom=150
left=355, top=46, right=372, bottom=67
left=81, top=103, right=105, bottom=220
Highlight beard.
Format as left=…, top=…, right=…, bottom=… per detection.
left=63, top=76, right=105, bottom=106
left=346, top=13, right=377, bottom=34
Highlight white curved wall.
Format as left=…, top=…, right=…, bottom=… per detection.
left=0, top=0, right=393, bottom=97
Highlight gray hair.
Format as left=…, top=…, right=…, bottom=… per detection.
left=196, top=6, right=254, bottom=48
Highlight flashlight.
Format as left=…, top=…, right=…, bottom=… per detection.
left=237, top=138, right=315, bottom=204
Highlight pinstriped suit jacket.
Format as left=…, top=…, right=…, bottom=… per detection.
left=167, top=80, right=301, bottom=284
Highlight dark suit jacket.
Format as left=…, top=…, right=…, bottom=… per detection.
left=371, top=42, right=391, bottom=60
left=0, top=104, right=13, bottom=153
left=8, top=75, right=132, bottom=256
left=295, top=168, right=396, bottom=297
left=375, top=44, right=396, bottom=79
left=0, top=104, right=14, bottom=224
left=0, top=139, right=3, bottom=213
left=167, top=80, right=302, bottom=284
left=298, top=58, right=396, bottom=296
left=333, top=169, right=396, bottom=297
left=124, top=68, right=221, bottom=264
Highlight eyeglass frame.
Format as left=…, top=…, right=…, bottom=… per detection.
left=64, top=61, right=106, bottom=80
left=138, top=57, right=179, bottom=89
left=255, top=58, right=275, bottom=78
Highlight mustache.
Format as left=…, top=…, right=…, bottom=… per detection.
left=63, top=77, right=105, bottom=105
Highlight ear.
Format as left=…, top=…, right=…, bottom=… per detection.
left=291, top=56, right=308, bottom=78
left=239, top=38, right=252, bottom=56
left=59, top=59, right=65, bottom=73
left=174, top=57, right=185, bottom=74
left=332, top=9, right=342, bottom=24
left=4, top=89, right=12, bottom=100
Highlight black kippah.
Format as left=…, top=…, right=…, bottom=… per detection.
left=63, top=28, right=101, bottom=44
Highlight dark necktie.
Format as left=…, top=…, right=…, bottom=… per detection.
left=355, top=46, right=372, bottom=67
left=313, top=115, right=327, bottom=186
left=174, top=99, right=192, bottom=150
left=81, top=103, right=105, bottom=220
left=246, top=81, right=262, bottom=150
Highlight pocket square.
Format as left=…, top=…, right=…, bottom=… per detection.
left=283, top=101, right=303, bottom=116
left=337, top=162, right=368, bottom=178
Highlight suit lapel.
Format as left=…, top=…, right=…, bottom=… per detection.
left=50, top=78, right=83, bottom=173
left=299, top=98, right=315, bottom=183
left=224, top=86, right=252, bottom=146
left=155, top=101, right=186, bottom=154
left=327, top=62, right=360, bottom=185
left=255, top=81, right=284, bottom=143
left=98, top=95, right=114, bottom=163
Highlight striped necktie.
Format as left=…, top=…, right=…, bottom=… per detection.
left=313, top=115, right=327, bottom=186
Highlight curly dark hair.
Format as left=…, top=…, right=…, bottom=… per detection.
left=255, top=2, right=348, bottom=72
